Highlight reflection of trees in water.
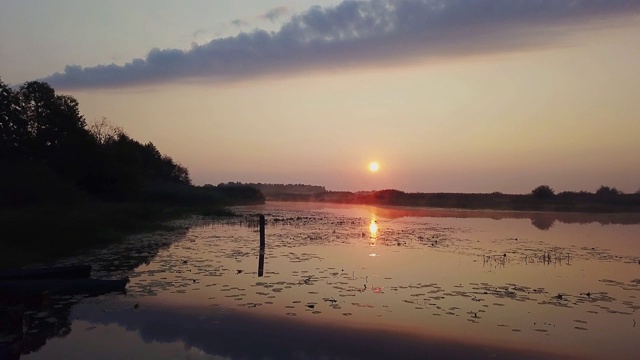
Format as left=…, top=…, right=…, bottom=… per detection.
left=16, top=299, right=74, bottom=357
left=0, top=228, right=188, bottom=359
left=530, top=216, right=555, bottom=230
left=81, top=228, right=188, bottom=277
left=1, top=292, right=76, bottom=359
left=355, top=206, right=640, bottom=230
left=80, top=303, right=558, bottom=360
left=232, top=207, right=639, bottom=242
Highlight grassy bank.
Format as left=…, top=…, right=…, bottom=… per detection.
left=0, top=167, right=264, bottom=270
left=0, top=201, right=239, bottom=270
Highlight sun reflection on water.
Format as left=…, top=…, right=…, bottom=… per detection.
left=369, top=217, right=378, bottom=256
left=369, top=218, right=378, bottom=241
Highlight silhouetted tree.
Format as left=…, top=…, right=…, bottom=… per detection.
left=1, top=80, right=97, bottom=206
left=83, top=133, right=190, bottom=199
left=531, top=185, right=555, bottom=199
left=17, top=81, right=89, bottom=162
left=88, top=117, right=123, bottom=144
left=595, top=185, right=621, bottom=197
left=1, top=79, right=195, bottom=204
left=0, top=78, right=28, bottom=158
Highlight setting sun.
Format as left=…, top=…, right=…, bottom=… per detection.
left=369, top=162, right=380, bottom=172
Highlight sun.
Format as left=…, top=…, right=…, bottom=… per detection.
left=368, top=161, right=380, bottom=172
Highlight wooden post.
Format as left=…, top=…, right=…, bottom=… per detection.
left=258, top=214, right=266, bottom=277
left=258, top=247, right=265, bottom=277
left=259, top=214, right=265, bottom=247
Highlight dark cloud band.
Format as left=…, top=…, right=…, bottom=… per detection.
left=40, top=0, right=640, bottom=89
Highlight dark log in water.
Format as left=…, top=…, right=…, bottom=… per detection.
left=0, top=265, right=91, bottom=280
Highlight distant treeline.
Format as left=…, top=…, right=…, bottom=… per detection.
left=219, top=182, right=326, bottom=197
left=234, top=182, right=640, bottom=213
left=336, top=187, right=640, bottom=213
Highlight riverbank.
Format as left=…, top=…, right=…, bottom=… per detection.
left=0, top=199, right=252, bottom=270
left=261, top=189, right=640, bottom=213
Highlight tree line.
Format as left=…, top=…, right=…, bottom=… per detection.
left=219, top=182, right=326, bottom=196
left=1, top=78, right=265, bottom=266
left=0, top=78, right=263, bottom=207
left=234, top=182, right=639, bottom=213
left=530, top=185, right=634, bottom=199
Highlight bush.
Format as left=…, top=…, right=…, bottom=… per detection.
left=531, top=185, right=555, bottom=199
left=595, top=186, right=621, bottom=197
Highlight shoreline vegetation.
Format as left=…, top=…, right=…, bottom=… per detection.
left=0, top=79, right=264, bottom=269
left=223, top=183, right=640, bottom=214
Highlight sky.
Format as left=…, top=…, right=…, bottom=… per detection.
left=1, top=0, right=639, bottom=194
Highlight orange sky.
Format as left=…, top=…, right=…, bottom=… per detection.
left=2, top=1, right=639, bottom=193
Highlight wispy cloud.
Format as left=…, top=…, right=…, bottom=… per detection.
left=259, top=6, right=293, bottom=23
left=230, top=18, right=250, bottom=28
left=41, top=0, right=640, bottom=89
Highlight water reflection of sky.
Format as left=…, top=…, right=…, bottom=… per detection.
left=35, top=300, right=564, bottom=360
left=20, top=202, right=640, bottom=360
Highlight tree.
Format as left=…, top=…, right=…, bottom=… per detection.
left=531, top=185, right=555, bottom=199
left=2, top=79, right=193, bottom=203
left=595, top=185, right=621, bottom=197
left=0, top=78, right=28, bottom=158
left=85, top=133, right=192, bottom=199
left=9, top=81, right=92, bottom=167
left=1, top=79, right=96, bottom=205
left=88, top=117, right=123, bottom=144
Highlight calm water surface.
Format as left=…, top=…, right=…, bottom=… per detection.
left=12, top=202, right=640, bottom=359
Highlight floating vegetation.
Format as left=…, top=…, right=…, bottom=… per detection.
left=16, top=204, right=639, bottom=360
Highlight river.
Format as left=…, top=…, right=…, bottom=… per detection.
left=13, top=202, right=640, bottom=359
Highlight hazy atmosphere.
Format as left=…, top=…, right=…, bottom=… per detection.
left=3, top=3, right=640, bottom=360
left=2, top=0, right=639, bottom=193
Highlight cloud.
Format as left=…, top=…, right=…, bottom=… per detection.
left=230, top=18, right=249, bottom=28
left=259, top=6, right=292, bottom=23
left=192, top=29, right=206, bottom=38
left=40, top=0, right=640, bottom=89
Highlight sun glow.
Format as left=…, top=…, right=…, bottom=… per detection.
left=368, top=162, right=380, bottom=172
left=369, top=219, right=378, bottom=237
